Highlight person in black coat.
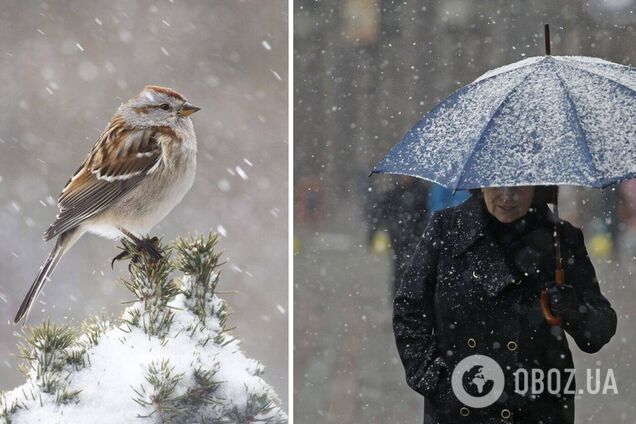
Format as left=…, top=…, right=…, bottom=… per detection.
left=393, top=186, right=617, bottom=424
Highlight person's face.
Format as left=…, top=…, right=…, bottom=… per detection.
left=481, top=186, right=535, bottom=223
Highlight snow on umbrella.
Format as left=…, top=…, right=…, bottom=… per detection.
left=372, top=54, right=636, bottom=191
left=371, top=26, right=636, bottom=326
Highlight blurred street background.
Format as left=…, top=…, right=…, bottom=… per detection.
left=0, top=0, right=288, bottom=407
left=294, top=0, right=636, bottom=422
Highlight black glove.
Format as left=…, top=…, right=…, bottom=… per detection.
left=419, top=356, right=448, bottom=396
left=546, top=281, right=578, bottom=316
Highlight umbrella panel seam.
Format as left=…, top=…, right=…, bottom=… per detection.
left=552, top=68, right=601, bottom=182
left=557, top=59, right=636, bottom=96
left=453, top=68, right=537, bottom=192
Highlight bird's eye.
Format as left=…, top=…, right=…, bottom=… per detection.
left=159, top=103, right=171, bottom=110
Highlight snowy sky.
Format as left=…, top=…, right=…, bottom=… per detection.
left=0, top=0, right=288, bottom=408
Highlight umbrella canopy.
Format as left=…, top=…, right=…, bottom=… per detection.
left=372, top=55, right=636, bottom=191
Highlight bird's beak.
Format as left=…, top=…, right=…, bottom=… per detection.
left=179, top=102, right=201, bottom=117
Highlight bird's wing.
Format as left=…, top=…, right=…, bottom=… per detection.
left=43, top=118, right=166, bottom=241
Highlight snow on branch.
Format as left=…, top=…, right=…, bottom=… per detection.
left=1, top=233, right=287, bottom=424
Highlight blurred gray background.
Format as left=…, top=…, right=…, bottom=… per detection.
left=295, top=0, right=636, bottom=422
left=0, top=0, right=288, bottom=408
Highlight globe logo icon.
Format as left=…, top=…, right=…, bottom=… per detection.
left=462, top=365, right=496, bottom=397
left=451, top=355, right=505, bottom=408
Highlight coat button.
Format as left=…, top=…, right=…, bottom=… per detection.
left=501, top=408, right=512, bottom=419
left=507, top=341, right=518, bottom=351
left=467, top=338, right=477, bottom=348
left=460, top=406, right=470, bottom=416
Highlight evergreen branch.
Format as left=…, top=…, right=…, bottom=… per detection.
left=175, top=365, right=222, bottom=408
left=222, top=391, right=287, bottom=423
left=80, top=316, right=113, bottom=347
left=174, top=233, right=224, bottom=322
left=133, top=359, right=186, bottom=421
left=0, top=391, right=24, bottom=424
left=5, top=232, right=287, bottom=423
left=17, top=321, right=76, bottom=391
left=118, top=238, right=179, bottom=337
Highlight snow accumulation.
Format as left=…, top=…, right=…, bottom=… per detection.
left=374, top=55, right=636, bottom=191
left=0, top=236, right=287, bottom=424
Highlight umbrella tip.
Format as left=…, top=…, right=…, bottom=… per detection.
left=367, top=171, right=374, bottom=178
left=544, top=24, right=551, bottom=55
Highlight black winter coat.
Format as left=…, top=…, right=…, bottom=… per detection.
left=393, top=195, right=617, bottom=424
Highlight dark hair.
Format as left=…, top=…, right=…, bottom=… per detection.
left=469, top=186, right=556, bottom=205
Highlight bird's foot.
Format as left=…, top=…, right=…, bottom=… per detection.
left=111, top=236, right=163, bottom=268
left=111, top=250, right=130, bottom=268
left=137, top=236, right=163, bottom=262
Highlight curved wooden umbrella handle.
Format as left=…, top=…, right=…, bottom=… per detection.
left=540, top=289, right=561, bottom=326
left=541, top=269, right=564, bottom=326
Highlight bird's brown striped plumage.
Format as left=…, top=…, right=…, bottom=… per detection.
left=144, top=85, right=186, bottom=101
left=44, top=120, right=164, bottom=241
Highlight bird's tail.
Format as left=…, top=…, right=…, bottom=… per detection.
left=14, top=230, right=76, bottom=324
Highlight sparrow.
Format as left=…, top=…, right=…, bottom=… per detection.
left=14, top=85, right=200, bottom=324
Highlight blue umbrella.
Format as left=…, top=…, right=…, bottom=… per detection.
left=372, top=26, right=636, bottom=325
left=371, top=55, right=636, bottom=191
